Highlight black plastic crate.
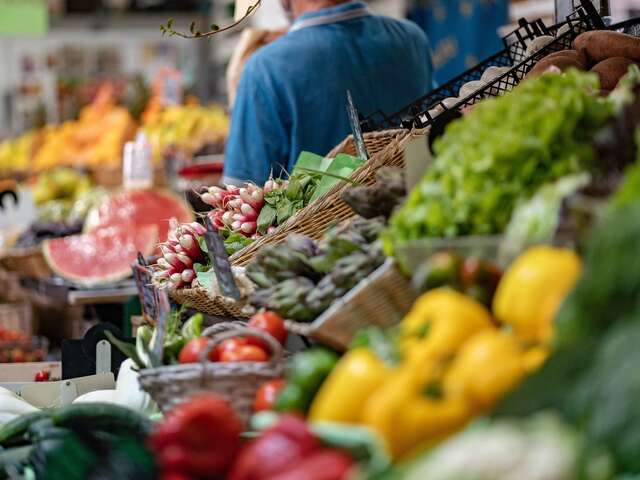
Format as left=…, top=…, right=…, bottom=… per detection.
left=361, top=0, right=604, bottom=132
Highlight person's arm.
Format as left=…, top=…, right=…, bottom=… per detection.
left=223, top=57, right=290, bottom=186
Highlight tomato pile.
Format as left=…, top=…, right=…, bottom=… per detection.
left=178, top=311, right=287, bottom=365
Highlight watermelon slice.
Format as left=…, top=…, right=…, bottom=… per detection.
left=43, top=225, right=158, bottom=287
left=84, top=189, right=193, bottom=243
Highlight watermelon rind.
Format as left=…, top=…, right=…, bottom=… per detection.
left=42, top=225, right=158, bottom=288
left=83, top=189, right=194, bottom=240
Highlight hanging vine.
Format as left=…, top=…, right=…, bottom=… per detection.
left=160, top=0, right=261, bottom=39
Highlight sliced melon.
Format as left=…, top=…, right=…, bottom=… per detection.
left=84, top=189, right=193, bottom=243
left=43, top=225, right=158, bottom=287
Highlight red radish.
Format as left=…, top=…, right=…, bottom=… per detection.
left=240, top=203, right=257, bottom=218
left=189, top=222, right=206, bottom=236
left=179, top=234, right=203, bottom=260
left=169, top=272, right=184, bottom=288
left=176, top=253, right=193, bottom=269
left=164, top=252, right=187, bottom=272
left=201, top=192, right=215, bottom=206
left=240, top=222, right=257, bottom=234
left=181, top=269, right=195, bottom=283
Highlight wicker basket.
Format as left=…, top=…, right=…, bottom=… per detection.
left=230, top=129, right=411, bottom=267
left=167, top=286, right=251, bottom=319
left=286, top=259, right=417, bottom=351
left=0, top=247, right=52, bottom=280
left=138, top=322, right=283, bottom=422
left=0, top=302, right=33, bottom=334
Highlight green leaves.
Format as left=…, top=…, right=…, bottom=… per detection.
left=386, top=71, right=613, bottom=250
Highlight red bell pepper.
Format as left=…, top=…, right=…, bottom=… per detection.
left=149, top=394, right=242, bottom=477
left=264, top=448, right=354, bottom=480
left=228, top=415, right=319, bottom=480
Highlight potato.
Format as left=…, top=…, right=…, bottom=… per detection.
left=526, top=55, right=585, bottom=79
left=590, top=57, right=638, bottom=91
left=573, top=30, right=640, bottom=64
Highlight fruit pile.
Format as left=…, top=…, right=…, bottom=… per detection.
left=0, top=329, right=46, bottom=364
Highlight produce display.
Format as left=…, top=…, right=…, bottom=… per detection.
left=4, top=17, right=640, bottom=480
left=31, top=97, right=135, bottom=172
left=140, top=104, right=230, bottom=162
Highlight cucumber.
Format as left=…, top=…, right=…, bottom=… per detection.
left=51, top=403, right=153, bottom=437
left=27, top=418, right=70, bottom=443
left=0, top=411, right=50, bottom=447
left=0, top=445, right=35, bottom=472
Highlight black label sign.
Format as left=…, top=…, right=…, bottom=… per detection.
left=150, top=289, right=170, bottom=367
left=132, top=252, right=158, bottom=322
left=346, top=90, right=369, bottom=161
left=205, top=218, right=242, bottom=300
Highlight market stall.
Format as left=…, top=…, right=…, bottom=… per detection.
left=1, top=1, right=640, bottom=479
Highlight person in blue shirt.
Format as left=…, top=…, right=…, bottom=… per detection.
left=223, top=0, right=435, bottom=185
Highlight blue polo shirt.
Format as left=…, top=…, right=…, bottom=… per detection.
left=223, top=1, right=434, bottom=185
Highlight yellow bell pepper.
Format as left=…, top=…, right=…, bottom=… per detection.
left=401, top=288, right=495, bottom=363
left=362, top=366, right=470, bottom=460
left=492, top=246, right=582, bottom=343
left=443, top=330, right=526, bottom=412
left=309, top=348, right=391, bottom=424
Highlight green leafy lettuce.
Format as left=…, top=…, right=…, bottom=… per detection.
left=385, top=71, right=612, bottom=251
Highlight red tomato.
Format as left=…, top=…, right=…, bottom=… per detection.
left=220, top=345, right=269, bottom=363
left=212, top=337, right=249, bottom=361
left=34, top=370, right=50, bottom=382
left=248, top=311, right=288, bottom=349
left=253, top=379, right=286, bottom=412
left=178, top=337, right=216, bottom=364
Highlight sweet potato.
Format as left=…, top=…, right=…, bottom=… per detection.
left=526, top=55, right=584, bottom=79
left=590, top=57, right=638, bottom=91
left=543, top=49, right=588, bottom=68
left=573, top=31, right=640, bottom=64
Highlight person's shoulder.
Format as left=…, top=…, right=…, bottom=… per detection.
left=375, top=15, right=428, bottom=43
left=243, top=32, right=302, bottom=77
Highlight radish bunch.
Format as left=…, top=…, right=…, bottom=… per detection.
left=154, top=220, right=207, bottom=289
left=201, top=181, right=287, bottom=238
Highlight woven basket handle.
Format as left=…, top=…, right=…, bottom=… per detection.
left=284, top=319, right=313, bottom=336
left=198, top=322, right=283, bottom=366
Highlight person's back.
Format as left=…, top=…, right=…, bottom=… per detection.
left=223, top=0, right=434, bottom=185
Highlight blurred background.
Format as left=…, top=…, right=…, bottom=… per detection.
left=1, top=0, right=637, bottom=140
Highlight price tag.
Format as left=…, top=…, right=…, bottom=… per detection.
left=346, top=90, right=369, bottom=161
left=204, top=218, right=242, bottom=300
left=152, top=67, right=183, bottom=107
left=0, top=187, right=36, bottom=241
left=403, top=135, right=432, bottom=194
left=132, top=253, right=158, bottom=323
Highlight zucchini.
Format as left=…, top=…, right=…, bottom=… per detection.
left=0, top=411, right=50, bottom=447
left=51, top=403, right=153, bottom=437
